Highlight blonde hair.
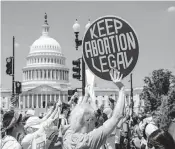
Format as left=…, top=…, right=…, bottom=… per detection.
left=69, top=103, right=94, bottom=132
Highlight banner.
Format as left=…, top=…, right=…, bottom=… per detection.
left=86, top=69, right=95, bottom=86
left=32, top=134, right=46, bottom=149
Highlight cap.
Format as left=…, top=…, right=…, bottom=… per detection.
left=26, top=109, right=35, bottom=116
left=24, top=116, right=42, bottom=129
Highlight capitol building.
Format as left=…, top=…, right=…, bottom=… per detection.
left=0, top=14, right=144, bottom=115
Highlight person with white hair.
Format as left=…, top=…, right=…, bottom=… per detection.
left=63, top=68, right=126, bottom=149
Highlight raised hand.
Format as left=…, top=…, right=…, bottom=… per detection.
left=87, top=85, right=95, bottom=99
left=82, top=85, right=91, bottom=103
left=109, top=68, right=124, bottom=90
left=73, top=92, right=79, bottom=98
left=70, top=92, right=79, bottom=101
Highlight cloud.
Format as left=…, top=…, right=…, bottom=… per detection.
left=15, top=42, right=20, bottom=47
left=167, top=6, right=175, bottom=12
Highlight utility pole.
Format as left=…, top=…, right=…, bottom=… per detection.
left=12, top=36, right=15, bottom=99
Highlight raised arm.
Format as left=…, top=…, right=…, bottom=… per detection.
left=40, top=107, right=54, bottom=122
left=35, top=101, right=62, bottom=137
left=117, top=98, right=131, bottom=128
left=68, top=92, right=78, bottom=105
left=87, top=69, right=126, bottom=149
left=49, top=100, right=62, bottom=120
left=102, top=68, right=125, bottom=135
left=86, top=85, right=98, bottom=111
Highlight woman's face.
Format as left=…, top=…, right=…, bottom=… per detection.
left=85, top=111, right=97, bottom=132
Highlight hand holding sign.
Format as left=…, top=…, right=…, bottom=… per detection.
left=109, top=68, right=124, bottom=90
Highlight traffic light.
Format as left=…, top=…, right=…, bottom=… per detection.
left=15, top=81, right=22, bottom=94
left=6, top=57, right=13, bottom=75
left=72, top=59, right=81, bottom=79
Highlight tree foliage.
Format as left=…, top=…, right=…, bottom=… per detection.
left=140, top=69, right=175, bottom=130
left=140, top=69, right=175, bottom=112
left=158, top=90, right=175, bottom=130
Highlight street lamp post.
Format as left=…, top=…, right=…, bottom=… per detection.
left=73, top=19, right=91, bottom=96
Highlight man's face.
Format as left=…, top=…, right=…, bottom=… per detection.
left=63, top=109, right=68, bottom=117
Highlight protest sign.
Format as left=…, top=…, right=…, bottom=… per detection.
left=32, top=134, right=46, bottom=149
left=83, top=15, right=139, bottom=81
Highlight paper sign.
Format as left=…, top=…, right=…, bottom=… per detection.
left=32, top=134, right=46, bottom=149
left=83, top=15, right=139, bottom=81
left=86, top=69, right=95, bottom=86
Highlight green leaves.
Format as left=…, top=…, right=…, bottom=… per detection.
left=141, top=69, right=175, bottom=130
left=142, top=69, right=175, bottom=112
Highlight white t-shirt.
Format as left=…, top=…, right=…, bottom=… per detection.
left=1, top=136, right=22, bottom=149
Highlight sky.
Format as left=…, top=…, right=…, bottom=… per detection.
left=1, top=1, right=175, bottom=90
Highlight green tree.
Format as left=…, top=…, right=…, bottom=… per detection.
left=167, top=89, right=175, bottom=118
left=140, top=69, right=175, bottom=113
left=158, top=90, right=175, bottom=130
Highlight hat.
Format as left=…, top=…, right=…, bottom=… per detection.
left=24, top=116, right=41, bottom=129
left=26, top=109, right=35, bottom=116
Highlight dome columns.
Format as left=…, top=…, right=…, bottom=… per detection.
left=23, top=69, right=69, bottom=81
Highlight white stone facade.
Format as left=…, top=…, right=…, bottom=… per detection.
left=18, top=14, right=70, bottom=114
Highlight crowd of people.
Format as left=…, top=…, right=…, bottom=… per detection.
left=1, top=69, right=175, bottom=149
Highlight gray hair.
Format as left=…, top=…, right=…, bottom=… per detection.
left=69, top=103, right=94, bottom=132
